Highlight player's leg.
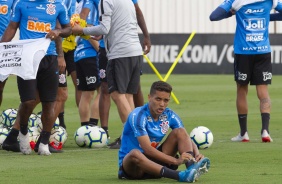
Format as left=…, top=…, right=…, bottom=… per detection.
left=0, top=79, right=7, bottom=106
left=231, top=54, right=250, bottom=142
left=120, top=149, right=197, bottom=182
left=77, top=57, right=100, bottom=126
left=54, top=71, right=68, bottom=129
left=2, top=92, right=40, bottom=152
left=16, top=77, right=38, bottom=155
left=133, top=79, right=144, bottom=108
left=36, top=55, right=59, bottom=155
left=252, top=53, right=272, bottom=142
left=98, top=47, right=111, bottom=138
left=89, top=87, right=100, bottom=126
left=160, top=128, right=210, bottom=180
left=65, top=49, right=81, bottom=107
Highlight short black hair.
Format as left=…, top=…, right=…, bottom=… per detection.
left=150, top=81, right=172, bottom=95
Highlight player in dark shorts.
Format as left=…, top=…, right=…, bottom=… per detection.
left=1, top=0, right=71, bottom=155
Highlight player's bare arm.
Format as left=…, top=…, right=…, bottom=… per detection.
left=46, top=23, right=72, bottom=40
left=55, top=21, right=66, bottom=72
left=134, top=3, right=151, bottom=55
left=0, top=21, right=19, bottom=42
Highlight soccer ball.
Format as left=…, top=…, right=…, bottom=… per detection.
left=37, top=117, right=59, bottom=133
left=74, top=125, right=91, bottom=147
left=49, top=126, right=68, bottom=150
left=0, top=127, right=9, bottom=149
left=28, top=126, right=40, bottom=150
left=28, top=113, right=41, bottom=127
left=190, top=126, right=213, bottom=149
left=84, top=126, right=107, bottom=148
left=0, top=108, right=17, bottom=128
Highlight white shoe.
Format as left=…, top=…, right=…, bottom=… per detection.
left=231, top=132, right=250, bottom=142
left=38, top=143, right=51, bottom=156
left=261, top=130, right=273, bottom=142
left=19, top=132, right=32, bottom=155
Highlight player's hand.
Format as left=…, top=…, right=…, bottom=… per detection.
left=46, top=30, right=61, bottom=41
left=143, top=37, right=151, bottom=55
left=176, top=152, right=195, bottom=165
left=72, top=23, right=84, bottom=35
left=57, top=56, right=66, bottom=72
left=195, top=153, right=204, bottom=162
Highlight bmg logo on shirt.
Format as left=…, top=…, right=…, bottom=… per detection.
left=27, top=20, right=51, bottom=33
left=244, top=18, right=265, bottom=31
left=0, top=5, right=8, bottom=15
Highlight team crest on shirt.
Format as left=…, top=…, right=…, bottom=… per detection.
left=46, top=4, right=56, bottom=15
left=99, top=69, right=106, bottom=79
left=159, top=114, right=167, bottom=122
left=159, top=121, right=169, bottom=134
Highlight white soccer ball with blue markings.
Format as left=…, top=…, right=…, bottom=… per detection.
left=37, top=117, right=59, bottom=133
left=0, top=127, right=9, bottom=149
left=0, top=108, right=17, bottom=128
left=190, top=126, right=213, bottom=149
left=84, top=126, right=107, bottom=148
left=49, top=126, right=68, bottom=150
left=28, top=113, right=41, bottom=127
left=74, top=125, right=91, bottom=147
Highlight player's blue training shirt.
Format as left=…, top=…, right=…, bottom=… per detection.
left=62, top=0, right=76, bottom=18
left=217, top=0, right=282, bottom=54
left=0, top=0, right=16, bottom=38
left=118, top=103, right=184, bottom=167
left=11, top=0, right=70, bottom=56
left=74, top=0, right=98, bottom=62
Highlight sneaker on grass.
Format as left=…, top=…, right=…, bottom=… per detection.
left=261, top=130, right=273, bottom=142
left=19, top=132, right=32, bottom=155
left=231, top=132, right=250, bottom=142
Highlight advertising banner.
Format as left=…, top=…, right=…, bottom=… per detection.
left=142, top=34, right=282, bottom=74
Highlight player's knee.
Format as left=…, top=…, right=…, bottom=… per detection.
left=57, top=87, right=68, bottom=102
left=21, top=100, right=36, bottom=111
left=129, top=149, right=143, bottom=163
left=171, top=128, right=186, bottom=137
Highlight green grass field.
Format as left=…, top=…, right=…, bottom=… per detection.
left=0, top=74, right=282, bottom=184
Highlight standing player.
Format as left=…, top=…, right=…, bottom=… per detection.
left=54, top=0, right=77, bottom=129
left=0, top=0, right=16, bottom=106
left=74, top=1, right=100, bottom=128
left=118, top=81, right=210, bottom=182
left=72, top=0, right=143, bottom=148
left=1, top=0, right=71, bottom=155
left=97, top=0, right=151, bottom=148
left=210, top=0, right=282, bottom=142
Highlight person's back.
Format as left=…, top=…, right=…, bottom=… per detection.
left=101, top=0, right=142, bottom=60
